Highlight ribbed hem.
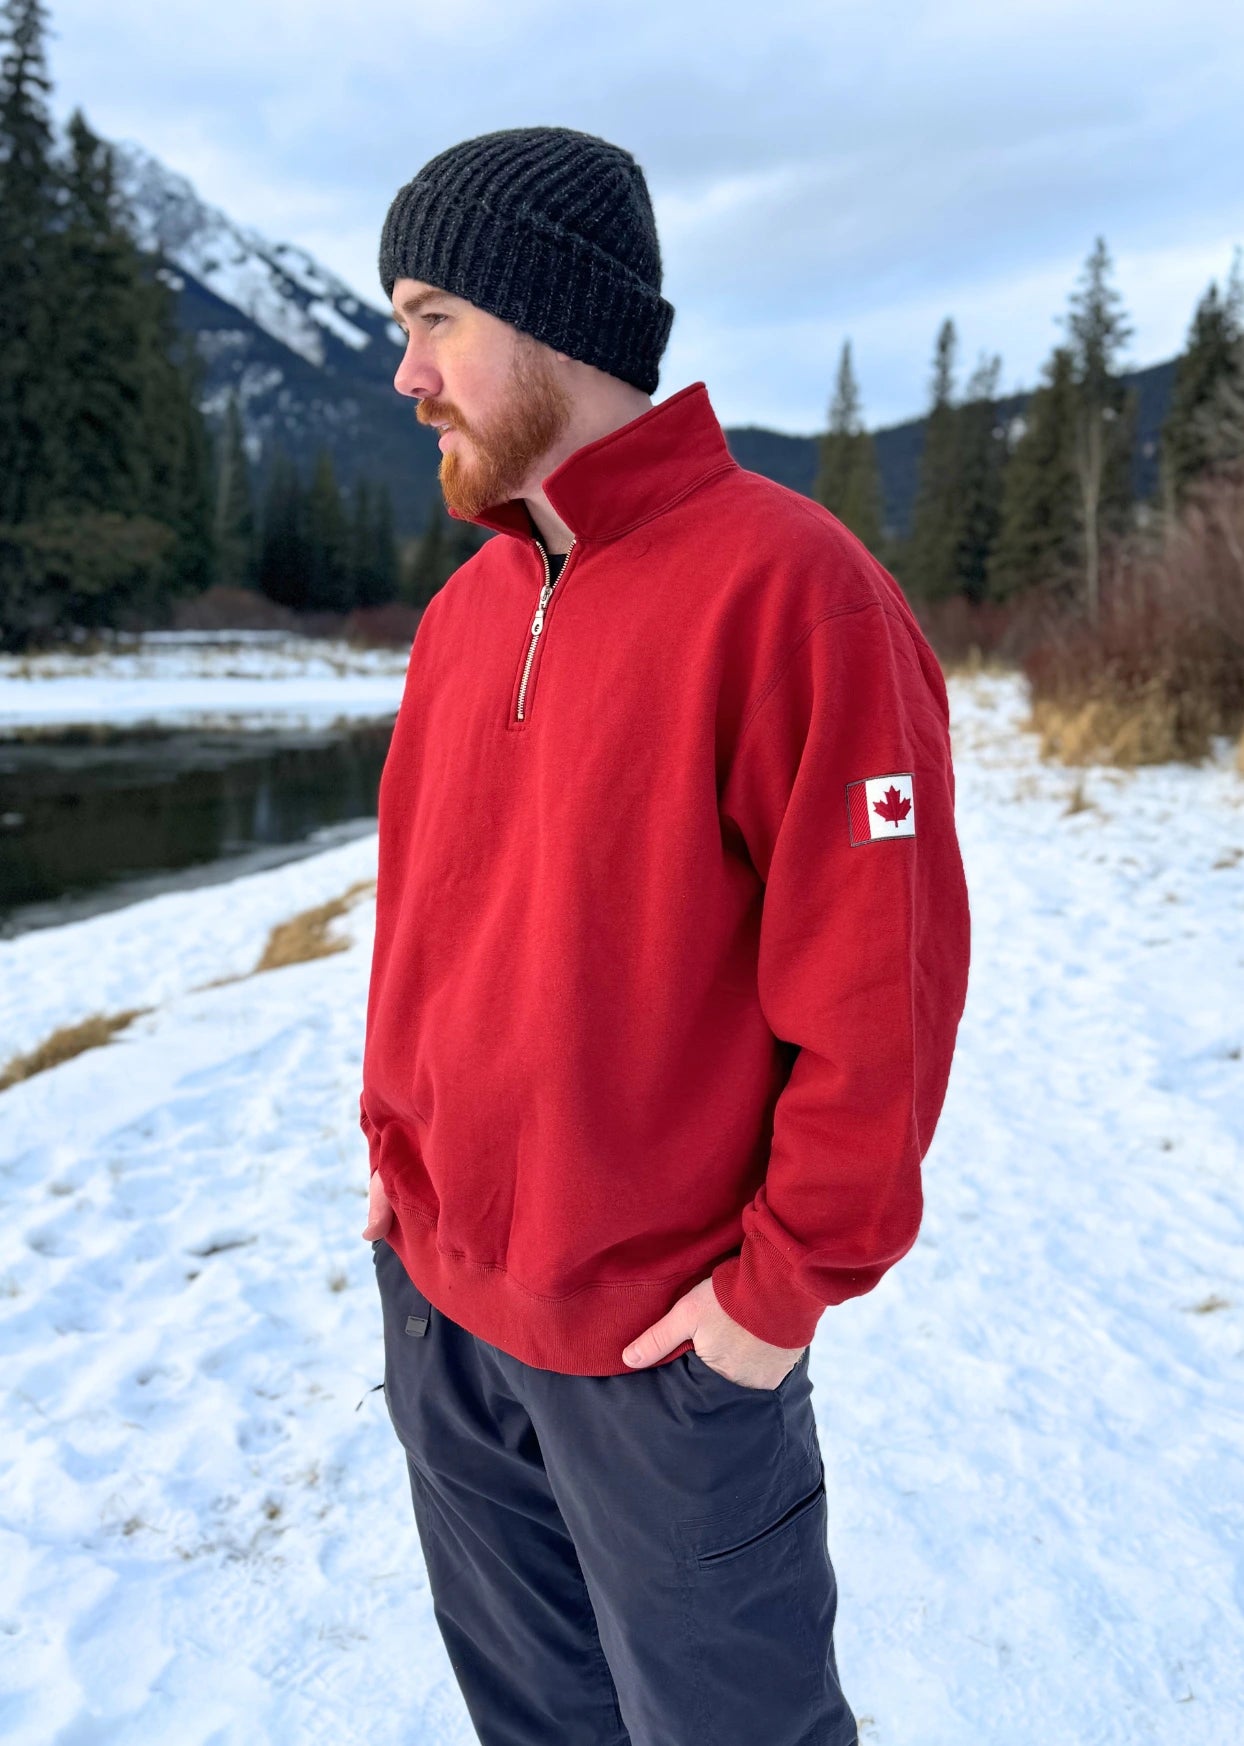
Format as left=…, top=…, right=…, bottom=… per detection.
left=385, top=1200, right=697, bottom=1377
left=359, top=1101, right=380, bottom=1175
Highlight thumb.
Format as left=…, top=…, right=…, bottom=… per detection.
left=622, top=1312, right=693, bottom=1369
left=361, top=1170, right=394, bottom=1241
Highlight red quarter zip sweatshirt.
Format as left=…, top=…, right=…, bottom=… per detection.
left=360, top=381, right=971, bottom=1375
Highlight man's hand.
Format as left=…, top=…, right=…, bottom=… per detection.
left=361, top=1170, right=395, bottom=1241
left=622, top=1276, right=806, bottom=1390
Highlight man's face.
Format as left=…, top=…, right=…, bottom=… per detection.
left=390, top=278, right=573, bottom=520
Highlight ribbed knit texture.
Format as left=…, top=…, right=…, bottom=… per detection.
left=378, top=126, right=674, bottom=394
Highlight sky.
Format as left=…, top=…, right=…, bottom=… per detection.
left=42, top=0, right=1244, bottom=434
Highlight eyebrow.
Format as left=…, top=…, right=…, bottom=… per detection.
left=392, top=287, right=450, bottom=328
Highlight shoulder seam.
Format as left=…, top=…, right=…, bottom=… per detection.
left=737, top=596, right=881, bottom=743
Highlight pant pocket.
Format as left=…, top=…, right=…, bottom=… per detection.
left=684, top=1343, right=808, bottom=1397
left=694, top=1463, right=825, bottom=1565
left=373, top=1241, right=435, bottom=1454
left=673, top=1456, right=849, bottom=1743
left=373, top=1239, right=433, bottom=1332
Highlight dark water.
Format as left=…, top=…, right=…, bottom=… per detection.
left=0, top=717, right=394, bottom=938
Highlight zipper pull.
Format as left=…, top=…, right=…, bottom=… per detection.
left=530, top=583, right=553, bottom=637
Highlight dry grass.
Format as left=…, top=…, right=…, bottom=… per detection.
left=936, top=647, right=1019, bottom=679
left=252, top=878, right=376, bottom=974
left=197, top=878, right=377, bottom=990
left=1024, top=679, right=1225, bottom=769
left=1020, top=469, right=1244, bottom=770
left=0, top=1006, right=151, bottom=1091
left=0, top=879, right=378, bottom=1095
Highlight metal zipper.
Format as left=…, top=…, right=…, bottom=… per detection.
left=515, top=535, right=576, bottom=722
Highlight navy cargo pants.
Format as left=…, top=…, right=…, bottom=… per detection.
left=372, top=1236, right=858, bottom=1746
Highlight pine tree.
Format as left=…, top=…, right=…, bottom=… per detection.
left=953, top=353, right=1006, bottom=605
left=213, top=390, right=255, bottom=589
left=367, top=481, right=399, bottom=605
left=344, top=476, right=398, bottom=607
left=305, top=447, right=350, bottom=611
left=905, top=319, right=962, bottom=599
left=1064, top=237, right=1135, bottom=622
left=0, top=11, right=214, bottom=644
left=1160, top=252, right=1244, bottom=507
left=0, top=8, right=214, bottom=649
left=52, top=110, right=153, bottom=516
left=402, top=497, right=448, bottom=607
left=131, top=248, right=214, bottom=601
left=0, top=0, right=61, bottom=524
left=51, top=112, right=213, bottom=612
left=257, top=449, right=310, bottom=609
left=447, top=516, right=488, bottom=574
left=346, top=476, right=374, bottom=604
left=812, top=340, right=883, bottom=552
left=987, top=346, right=1081, bottom=602
left=1196, top=347, right=1244, bottom=474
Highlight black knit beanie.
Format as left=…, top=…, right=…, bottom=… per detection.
left=378, top=126, right=674, bottom=396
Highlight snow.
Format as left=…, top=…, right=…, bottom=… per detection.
left=0, top=635, right=409, bottom=735
left=269, top=241, right=358, bottom=307
left=308, top=299, right=372, bottom=352
left=189, top=245, right=327, bottom=369
left=111, top=141, right=372, bottom=373
left=0, top=669, right=1241, bottom=1744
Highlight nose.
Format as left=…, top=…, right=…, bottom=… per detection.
left=393, top=333, right=440, bottom=401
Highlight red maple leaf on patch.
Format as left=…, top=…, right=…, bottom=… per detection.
left=873, top=785, right=912, bottom=827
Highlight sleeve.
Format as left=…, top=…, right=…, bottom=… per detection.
left=709, top=597, right=971, bottom=1348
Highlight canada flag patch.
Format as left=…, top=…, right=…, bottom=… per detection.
left=846, top=772, right=916, bottom=845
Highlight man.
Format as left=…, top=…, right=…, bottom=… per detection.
left=360, top=124, right=971, bottom=1746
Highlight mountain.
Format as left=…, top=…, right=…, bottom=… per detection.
left=112, top=140, right=441, bottom=540
left=112, top=140, right=1177, bottom=544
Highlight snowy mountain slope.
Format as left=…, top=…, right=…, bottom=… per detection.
left=109, top=141, right=441, bottom=538
left=113, top=140, right=398, bottom=377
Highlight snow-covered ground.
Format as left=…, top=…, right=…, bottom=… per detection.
left=0, top=669, right=1241, bottom=1745
left=0, top=634, right=409, bottom=735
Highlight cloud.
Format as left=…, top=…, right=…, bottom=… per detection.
left=45, top=0, right=1244, bottom=429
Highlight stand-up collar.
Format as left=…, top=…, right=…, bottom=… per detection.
left=452, top=380, right=740, bottom=545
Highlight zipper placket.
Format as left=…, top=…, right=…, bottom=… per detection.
left=515, top=535, right=576, bottom=722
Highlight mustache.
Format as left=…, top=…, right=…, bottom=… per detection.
left=416, top=399, right=467, bottom=433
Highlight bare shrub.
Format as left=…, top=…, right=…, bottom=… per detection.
left=342, top=602, right=423, bottom=648
left=1019, top=467, right=1244, bottom=766
left=906, top=590, right=1056, bottom=674
left=170, top=585, right=301, bottom=634
left=169, top=588, right=421, bottom=646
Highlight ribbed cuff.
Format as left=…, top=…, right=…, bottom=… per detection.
left=709, top=1230, right=827, bottom=1349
